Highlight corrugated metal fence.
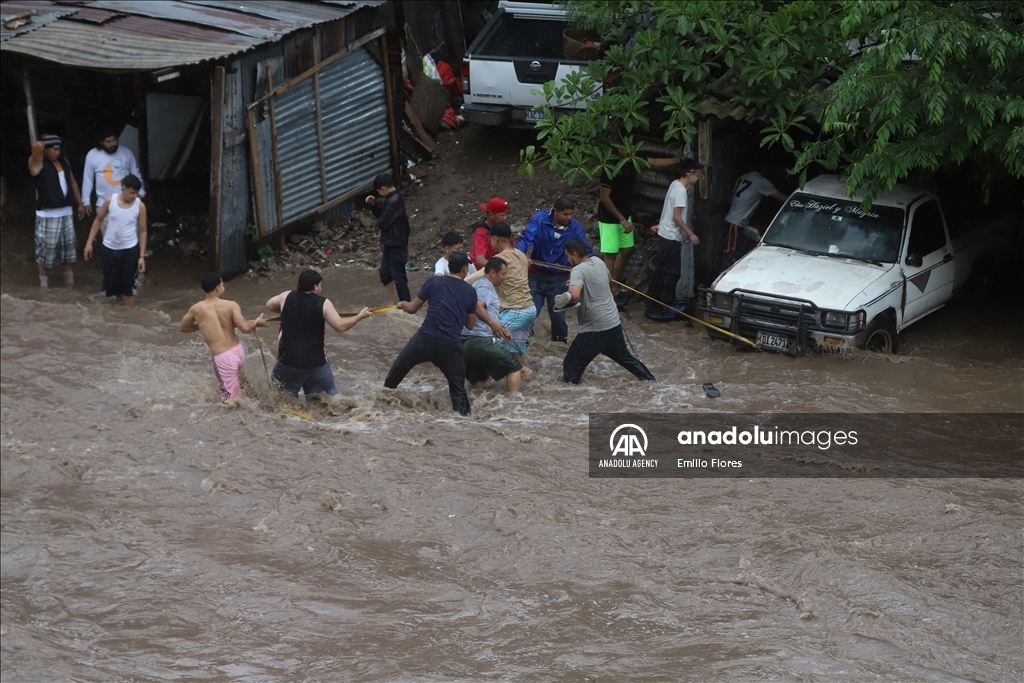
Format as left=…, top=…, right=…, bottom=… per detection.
left=248, top=44, right=390, bottom=237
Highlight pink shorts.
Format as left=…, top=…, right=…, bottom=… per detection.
left=211, top=343, right=246, bottom=400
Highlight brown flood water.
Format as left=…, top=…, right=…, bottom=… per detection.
left=2, top=252, right=1022, bottom=681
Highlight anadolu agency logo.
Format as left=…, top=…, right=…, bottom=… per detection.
left=599, top=424, right=659, bottom=468
left=610, top=423, right=647, bottom=456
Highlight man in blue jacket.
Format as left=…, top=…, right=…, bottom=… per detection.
left=516, top=196, right=591, bottom=343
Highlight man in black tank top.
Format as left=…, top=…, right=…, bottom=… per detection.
left=266, top=269, right=370, bottom=398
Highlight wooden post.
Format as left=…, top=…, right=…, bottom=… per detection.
left=266, top=64, right=285, bottom=229
left=22, top=69, right=37, bottom=143
left=441, top=0, right=466, bottom=69
left=381, top=31, right=403, bottom=186
left=311, top=41, right=327, bottom=202
left=209, top=66, right=226, bottom=271
left=247, top=107, right=268, bottom=236
left=134, top=73, right=149, bottom=180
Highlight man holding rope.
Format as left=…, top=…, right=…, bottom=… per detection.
left=179, top=273, right=266, bottom=401
left=385, top=251, right=478, bottom=416
left=266, top=269, right=370, bottom=399
left=554, top=239, right=655, bottom=384
left=465, top=222, right=537, bottom=374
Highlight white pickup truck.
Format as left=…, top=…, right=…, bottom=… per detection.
left=461, top=1, right=595, bottom=127
left=697, top=175, right=1019, bottom=354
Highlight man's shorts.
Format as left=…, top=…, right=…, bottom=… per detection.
left=211, top=342, right=247, bottom=400
left=101, top=244, right=139, bottom=297
left=498, top=305, right=537, bottom=355
left=271, top=360, right=338, bottom=397
left=34, top=214, right=77, bottom=269
left=598, top=219, right=635, bottom=254
left=461, top=336, right=522, bottom=384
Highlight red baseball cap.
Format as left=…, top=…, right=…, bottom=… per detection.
left=480, top=197, right=509, bottom=213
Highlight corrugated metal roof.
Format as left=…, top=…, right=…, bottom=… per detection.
left=88, top=0, right=295, bottom=39
left=0, top=4, right=74, bottom=42
left=0, top=0, right=379, bottom=70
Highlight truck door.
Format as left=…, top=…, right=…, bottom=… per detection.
left=900, top=198, right=955, bottom=327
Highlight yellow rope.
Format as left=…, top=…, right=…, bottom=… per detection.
left=528, top=259, right=757, bottom=348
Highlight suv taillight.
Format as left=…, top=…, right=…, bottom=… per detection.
left=462, top=58, right=470, bottom=94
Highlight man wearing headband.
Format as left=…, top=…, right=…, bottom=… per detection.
left=28, top=135, right=84, bottom=288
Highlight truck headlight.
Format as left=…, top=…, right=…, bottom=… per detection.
left=823, top=311, right=847, bottom=327
left=712, top=293, right=733, bottom=309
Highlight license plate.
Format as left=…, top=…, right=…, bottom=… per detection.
left=756, top=331, right=789, bottom=349
left=525, top=108, right=549, bottom=122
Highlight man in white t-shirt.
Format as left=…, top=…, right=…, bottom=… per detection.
left=434, top=231, right=477, bottom=276
left=82, top=128, right=146, bottom=218
left=722, top=164, right=788, bottom=267
left=646, top=159, right=704, bottom=321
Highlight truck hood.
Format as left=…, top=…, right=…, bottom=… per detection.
left=713, top=247, right=896, bottom=310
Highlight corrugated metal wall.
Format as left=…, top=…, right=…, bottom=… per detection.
left=250, top=46, right=391, bottom=236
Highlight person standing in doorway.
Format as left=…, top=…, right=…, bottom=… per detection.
left=28, top=134, right=85, bottom=288
left=597, top=148, right=684, bottom=306
left=365, top=173, right=411, bottom=304
left=81, top=126, right=146, bottom=221
left=83, top=174, right=147, bottom=307
left=646, top=159, right=704, bottom=321
left=722, top=164, right=788, bottom=268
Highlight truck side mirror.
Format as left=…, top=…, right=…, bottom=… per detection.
left=905, top=253, right=922, bottom=268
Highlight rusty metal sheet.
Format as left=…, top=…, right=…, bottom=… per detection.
left=66, top=8, right=123, bottom=24
left=100, top=15, right=251, bottom=45
left=0, top=18, right=245, bottom=68
left=0, top=4, right=74, bottom=41
left=87, top=0, right=292, bottom=39
left=182, top=0, right=377, bottom=24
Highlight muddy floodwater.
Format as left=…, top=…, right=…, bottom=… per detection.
left=2, top=258, right=1022, bottom=682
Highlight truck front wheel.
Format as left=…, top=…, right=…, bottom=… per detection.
left=861, top=316, right=899, bottom=354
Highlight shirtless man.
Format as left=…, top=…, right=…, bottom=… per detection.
left=179, top=272, right=266, bottom=401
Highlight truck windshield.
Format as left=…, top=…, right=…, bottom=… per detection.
left=762, top=193, right=906, bottom=263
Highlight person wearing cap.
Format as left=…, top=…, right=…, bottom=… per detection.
left=81, top=126, right=146, bottom=220
left=365, top=173, right=411, bottom=304
left=28, top=135, right=85, bottom=288
left=516, top=196, right=591, bottom=343
left=469, top=197, right=508, bottom=270
left=465, top=222, right=536, bottom=373
left=385, top=251, right=478, bottom=416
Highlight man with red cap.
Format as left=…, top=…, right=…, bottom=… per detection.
left=469, top=197, right=508, bottom=271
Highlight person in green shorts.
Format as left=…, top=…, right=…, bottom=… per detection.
left=597, top=147, right=685, bottom=306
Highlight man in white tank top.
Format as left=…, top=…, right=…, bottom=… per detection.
left=84, top=174, right=147, bottom=307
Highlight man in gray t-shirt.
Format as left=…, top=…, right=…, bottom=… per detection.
left=722, top=166, right=789, bottom=268
left=554, top=239, right=655, bottom=384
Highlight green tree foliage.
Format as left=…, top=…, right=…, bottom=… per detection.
left=526, top=0, right=1023, bottom=204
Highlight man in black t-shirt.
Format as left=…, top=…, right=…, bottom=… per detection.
left=597, top=148, right=684, bottom=305
left=384, top=252, right=478, bottom=415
